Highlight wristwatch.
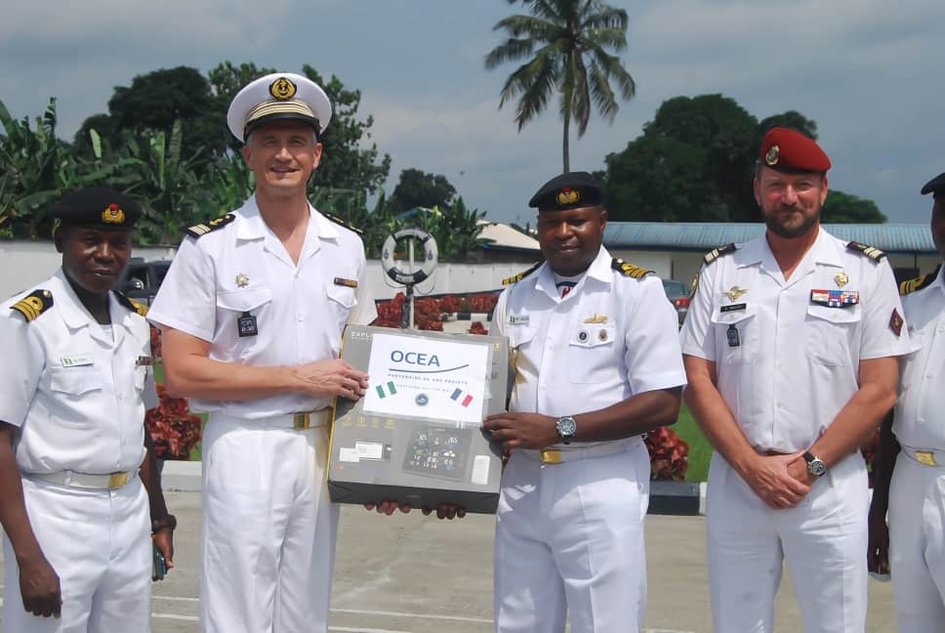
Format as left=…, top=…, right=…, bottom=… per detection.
left=803, top=451, right=827, bottom=478
left=556, top=416, right=577, bottom=445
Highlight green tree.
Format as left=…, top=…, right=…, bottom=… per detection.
left=602, top=94, right=886, bottom=224
left=485, top=0, right=635, bottom=172
left=389, top=168, right=457, bottom=214
left=75, top=67, right=228, bottom=168
left=822, top=191, right=887, bottom=224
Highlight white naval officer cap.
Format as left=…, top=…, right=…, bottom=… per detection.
left=226, top=72, right=332, bottom=143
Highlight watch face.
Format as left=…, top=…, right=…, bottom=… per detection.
left=557, top=416, right=576, bottom=437
left=808, top=459, right=827, bottom=477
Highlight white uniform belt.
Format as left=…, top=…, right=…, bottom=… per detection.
left=26, top=469, right=138, bottom=490
left=290, top=409, right=331, bottom=430
left=521, top=438, right=640, bottom=465
left=212, top=409, right=331, bottom=430
left=902, top=446, right=945, bottom=468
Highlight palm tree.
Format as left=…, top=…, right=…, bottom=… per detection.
left=485, top=0, right=635, bottom=172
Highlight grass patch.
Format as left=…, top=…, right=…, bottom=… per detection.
left=670, top=404, right=712, bottom=482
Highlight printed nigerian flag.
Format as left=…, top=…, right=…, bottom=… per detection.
left=451, top=388, right=474, bottom=408
left=376, top=381, right=398, bottom=399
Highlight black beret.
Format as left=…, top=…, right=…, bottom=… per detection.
left=528, top=171, right=604, bottom=212
left=921, top=172, right=945, bottom=198
left=49, top=186, right=142, bottom=230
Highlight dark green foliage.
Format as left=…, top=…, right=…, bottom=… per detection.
left=389, top=169, right=457, bottom=214
left=604, top=94, right=884, bottom=224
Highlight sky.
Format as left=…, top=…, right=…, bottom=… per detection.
left=2, top=0, right=944, bottom=227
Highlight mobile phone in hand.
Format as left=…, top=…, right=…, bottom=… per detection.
left=152, top=543, right=167, bottom=581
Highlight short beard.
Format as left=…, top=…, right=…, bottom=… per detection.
left=765, top=206, right=820, bottom=239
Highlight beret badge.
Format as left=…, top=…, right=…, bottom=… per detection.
left=269, top=77, right=297, bottom=101
left=764, top=144, right=780, bottom=166
left=556, top=187, right=580, bottom=206
left=101, top=203, right=125, bottom=225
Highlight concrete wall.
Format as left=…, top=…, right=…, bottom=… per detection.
left=1, top=240, right=938, bottom=303
left=0, top=241, right=177, bottom=301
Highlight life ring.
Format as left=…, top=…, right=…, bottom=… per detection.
left=381, top=228, right=438, bottom=285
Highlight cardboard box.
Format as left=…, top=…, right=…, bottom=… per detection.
left=328, top=325, right=507, bottom=514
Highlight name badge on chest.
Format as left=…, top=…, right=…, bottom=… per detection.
left=238, top=312, right=258, bottom=338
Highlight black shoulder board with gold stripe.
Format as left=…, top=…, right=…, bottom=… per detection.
left=322, top=211, right=363, bottom=236
left=611, top=258, right=653, bottom=279
left=10, top=289, right=53, bottom=322
left=847, top=240, right=886, bottom=261
left=899, top=265, right=941, bottom=296
left=114, top=291, right=149, bottom=316
left=184, top=213, right=235, bottom=239
left=502, top=260, right=543, bottom=286
left=703, top=243, right=737, bottom=265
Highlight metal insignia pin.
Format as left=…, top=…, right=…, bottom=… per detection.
left=835, top=272, right=849, bottom=288
left=236, top=273, right=249, bottom=288
left=723, top=286, right=748, bottom=302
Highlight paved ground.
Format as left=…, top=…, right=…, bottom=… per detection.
left=1, top=491, right=897, bottom=632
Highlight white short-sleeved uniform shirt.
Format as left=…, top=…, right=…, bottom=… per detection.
left=0, top=269, right=157, bottom=474
left=147, top=196, right=377, bottom=419
left=491, top=246, right=686, bottom=444
left=681, top=228, right=915, bottom=453
left=895, top=265, right=945, bottom=449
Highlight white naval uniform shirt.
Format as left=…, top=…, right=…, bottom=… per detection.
left=681, top=228, right=915, bottom=453
left=147, top=196, right=377, bottom=418
left=0, top=269, right=157, bottom=475
left=491, top=246, right=686, bottom=434
left=895, top=265, right=945, bottom=450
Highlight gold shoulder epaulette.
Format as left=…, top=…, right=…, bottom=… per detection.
left=703, top=243, right=737, bottom=265
left=611, top=258, right=653, bottom=279
left=502, top=261, right=542, bottom=286
left=899, top=265, right=941, bottom=296
left=185, top=213, right=235, bottom=239
left=322, top=211, right=363, bottom=236
left=10, top=289, right=53, bottom=322
left=114, top=292, right=149, bottom=316
left=847, top=240, right=886, bottom=262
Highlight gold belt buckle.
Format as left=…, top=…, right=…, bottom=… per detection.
left=108, top=472, right=129, bottom=489
left=916, top=450, right=937, bottom=467
left=540, top=449, right=562, bottom=465
left=293, top=412, right=311, bottom=430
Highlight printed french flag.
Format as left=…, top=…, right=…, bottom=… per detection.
left=450, top=387, right=474, bottom=408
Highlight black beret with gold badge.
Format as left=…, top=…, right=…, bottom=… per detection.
left=528, top=171, right=605, bottom=212
left=48, top=186, right=142, bottom=231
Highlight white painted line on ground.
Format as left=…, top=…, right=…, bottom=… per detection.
left=333, top=607, right=492, bottom=624
left=7, top=586, right=692, bottom=633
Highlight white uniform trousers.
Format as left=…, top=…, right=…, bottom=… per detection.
left=493, top=440, right=650, bottom=633
left=200, top=414, right=337, bottom=633
left=2, top=475, right=151, bottom=633
left=888, top=451, right=945, bottom=632
left=705, top=451, right=868, bottom=633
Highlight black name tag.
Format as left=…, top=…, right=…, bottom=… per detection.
left=238, top=312, right=258, bottom=338
left=720, top=303, right=747, bottom=313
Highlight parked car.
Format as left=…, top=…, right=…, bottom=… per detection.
left=661, top=279, right=690, bottom=327
left=117, top=258, right=171, bottom=306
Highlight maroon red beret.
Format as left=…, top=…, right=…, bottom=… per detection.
left=759, top=127, right=831, bottom=174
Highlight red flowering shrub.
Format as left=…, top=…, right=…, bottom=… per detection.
left=861, top=428, right=880, bottom=488
left=150, top=325, right=162, bottom=359
left=146, top=384, right=203, bottom=460
left=467, top=321, right=488, bottom=335
left=373, top=291, right=501, bottom=333
left=645, top=426, right=690, bottom=481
